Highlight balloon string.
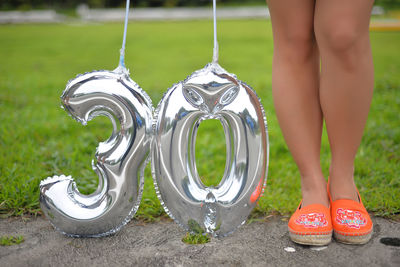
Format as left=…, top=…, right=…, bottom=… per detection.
left=212, top=0, right=219, bottom=64
left=119, top=0, right=130, bottom=68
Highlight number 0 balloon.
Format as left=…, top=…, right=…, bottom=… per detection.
left=152, top=62, right=268, bottom=237
left=152, top=0, right=268, bottom=237
left=39, top=0, right=269, bottom=238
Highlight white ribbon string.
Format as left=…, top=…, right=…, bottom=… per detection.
left=212, top=0, right=219, bottom=63
left=119, top=0, right=130, bottom=68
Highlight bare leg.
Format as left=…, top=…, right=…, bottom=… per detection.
left=267, top=0, right=328, bottom=207
left=314, top=0, right=374, bottom=201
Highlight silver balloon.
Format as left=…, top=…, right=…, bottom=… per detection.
left=39, top=67, right=153, bottom=237
left=152, top=62, right=269, bottom=237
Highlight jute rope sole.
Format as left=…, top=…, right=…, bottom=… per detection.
left=334, top=230, right=372, bottom=245
left=289, top=231, right=332, bottom=246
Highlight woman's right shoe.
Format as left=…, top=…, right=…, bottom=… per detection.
left=288, top=202, right=333, bottom=246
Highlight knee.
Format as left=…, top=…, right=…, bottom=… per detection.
left=275, top=30, right=317, bottom=63
left=322, top=27, right=360, bottom=53
left=316, top=20, right=370, bottom=55
left=316, top=23, right=369, bottom=69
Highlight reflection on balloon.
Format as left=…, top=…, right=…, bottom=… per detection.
left=39, top=67, right=153, bottom=237
left=152, top=62, right=269, bottom=237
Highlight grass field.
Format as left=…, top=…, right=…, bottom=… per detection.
left=0, top=20, right=399, bottom=221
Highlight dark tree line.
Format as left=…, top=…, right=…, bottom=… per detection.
left=1, top=0, right=250, bottom=10
left=1, top=0, right=399, bottom=10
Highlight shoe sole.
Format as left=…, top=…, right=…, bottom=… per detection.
left=333, top=230, right=372, bottom=245
left=289, top=230, right=332, bottom=246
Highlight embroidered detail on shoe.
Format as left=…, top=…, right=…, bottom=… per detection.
left=295, top=213, right=328, bottom=228
left=336, top=208, right=367, bottom=229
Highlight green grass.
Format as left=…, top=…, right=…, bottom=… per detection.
left=182, top=219, right=211, bottom=244
left=0, top=235, right=24, bottom=246
left=182, top=232, right=210, bottom=244
left=0, top=20, right=399, bottom=221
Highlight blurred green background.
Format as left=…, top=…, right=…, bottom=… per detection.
left=0, top=5, right=399, bottom=222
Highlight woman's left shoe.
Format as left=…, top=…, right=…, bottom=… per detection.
left=328, top=182, right=373, bottom=244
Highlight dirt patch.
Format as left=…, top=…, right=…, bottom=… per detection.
left=1, top=216, right=399, bottom=266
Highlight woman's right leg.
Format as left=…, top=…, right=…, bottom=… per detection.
left=267, top=0, right=328, bottom=207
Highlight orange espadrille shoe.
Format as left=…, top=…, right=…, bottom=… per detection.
left=328, top=182, right=373, bottom=244
left=288, top=202, right=333, bottom=246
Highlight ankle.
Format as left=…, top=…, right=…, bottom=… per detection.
left=328, top=175, right=358, bottom=202
left=300, top=175, right=329, bottom=208
left=301, top=189, right=330, bottom=208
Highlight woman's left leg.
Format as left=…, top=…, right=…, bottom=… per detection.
left=314, top=0, right=375, bottom=202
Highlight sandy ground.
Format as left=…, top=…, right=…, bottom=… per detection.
left=1, top=216, right=399, bottom=266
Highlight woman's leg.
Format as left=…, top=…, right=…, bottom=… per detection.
left=314, top=0, right=374, bottom=201
left=266, top=0, right=328, bottom=207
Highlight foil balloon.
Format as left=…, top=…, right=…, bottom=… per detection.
left=39, top=66, right=153, bottom=237
left=39, top=0, right=269, bottom=238
left=151, top=62, right=269, bottom=236
left=39, top=0, right=154, bottom=237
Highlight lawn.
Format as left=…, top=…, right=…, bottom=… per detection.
left=0, top=20, right=399, bottom=221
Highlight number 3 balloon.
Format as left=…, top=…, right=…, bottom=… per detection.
left=39, top=67, right=153, bottom=237
left=39, top=1, right=153, bottom=237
